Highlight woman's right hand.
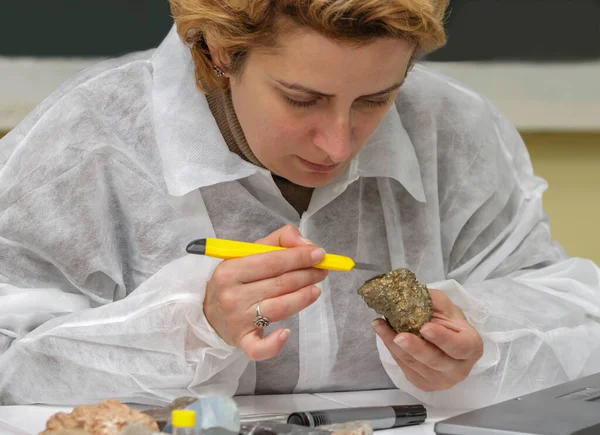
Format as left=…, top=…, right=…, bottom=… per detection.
left=204, top=225, right=328, bottom=361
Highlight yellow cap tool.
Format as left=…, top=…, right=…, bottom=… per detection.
left=171, top=409, right=196, bottom=428
left=186, top=238, right=386, bottom=273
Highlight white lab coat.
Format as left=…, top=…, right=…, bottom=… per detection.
left=1, top=26, right=599, bottom=407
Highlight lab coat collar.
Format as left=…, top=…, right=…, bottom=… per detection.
left=151, top=26, right=425, bottom=203
left=151, top=26, right=259, bottom=197
left=356, top=107, right=426, bottom=202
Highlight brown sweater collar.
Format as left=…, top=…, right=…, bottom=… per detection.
left=206, top=88, right=313, bottom=215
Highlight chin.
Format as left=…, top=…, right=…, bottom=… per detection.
left=287, top=171, right=339, bottom=188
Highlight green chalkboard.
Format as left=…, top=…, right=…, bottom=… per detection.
left=1, top=0, right=599, bottom=61
left=427, top=0, right=600, bottom=62
left=0, top=0, right=173, bottom=57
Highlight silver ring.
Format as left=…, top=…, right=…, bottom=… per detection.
left=253, top=304, right=270, bottom=329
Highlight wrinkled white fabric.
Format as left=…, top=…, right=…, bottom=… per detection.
left=1, top=26, right=600, bottom=407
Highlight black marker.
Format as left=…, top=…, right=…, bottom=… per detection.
left=287, top=405, right=427, bottom=430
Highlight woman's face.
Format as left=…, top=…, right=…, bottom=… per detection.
left=227, top=27, right=414, bottom=187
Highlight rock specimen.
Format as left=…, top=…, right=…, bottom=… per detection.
left=358, top=268, right=433, bottom=336
left=40, top=400, right=159, bottom=435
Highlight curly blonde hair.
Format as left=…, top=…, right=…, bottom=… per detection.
left=169, top=0, right=449, bottom=93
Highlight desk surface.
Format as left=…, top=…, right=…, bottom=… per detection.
left=0, top=390, right=468, bottom=435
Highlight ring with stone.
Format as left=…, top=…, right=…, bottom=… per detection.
left=253, top=304, right=270, bottom=329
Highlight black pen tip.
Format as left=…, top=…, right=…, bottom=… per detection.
left=186, top=239, right=207, bottom=255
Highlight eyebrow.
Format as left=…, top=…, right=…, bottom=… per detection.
left=275, top=79, right=404, bottom=99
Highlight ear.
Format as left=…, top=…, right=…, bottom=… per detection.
left=204, top=32, right=230, bottom=73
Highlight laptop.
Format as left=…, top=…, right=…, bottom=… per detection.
left=434, top=373, right=600, bottom=435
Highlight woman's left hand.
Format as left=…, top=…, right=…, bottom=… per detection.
left=372, top=289, right=483, bottom=392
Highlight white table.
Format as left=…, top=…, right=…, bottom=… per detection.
left=0, top=390, right=469, bottom=435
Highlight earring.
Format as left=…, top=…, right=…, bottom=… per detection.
left=213, top=66, right=226, bottom=77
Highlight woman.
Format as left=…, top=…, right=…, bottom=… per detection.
left=1, top=0, right=599, bottom=408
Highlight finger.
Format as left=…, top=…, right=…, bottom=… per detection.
left=371, top=318, right=399, bottom=343
left=215, top=245, right=326, bottom=284
left=393, top=332, right=457, bottom=373
left=243, top=268, right=328, bottom=305
left=429, top=289, right=466, bottom=320
left=392, top=357, right=437, bottom=393
left=239, top=328, right=291, bottom=361
left=256, top=224, right=313, bottom=248
left=431, top=315, right=466, bottom=332
left=420, top=323, right=483, bottom=361
left=251, top=285, right=321, bottom=323
left=372, top=320, right=450, bottom=383
left=431, top=313, right=464, bottom=330
left=371, top=320, right=436, bottom=374
left=371, top=320, right=438, bottom=391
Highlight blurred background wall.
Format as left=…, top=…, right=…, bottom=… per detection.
left=1, top=0, right=599, bottom=263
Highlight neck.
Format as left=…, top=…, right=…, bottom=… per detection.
left=206, top=87, right=314, bottom=215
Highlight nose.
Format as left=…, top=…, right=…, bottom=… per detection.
left=313, top=114, right=352, bottom=163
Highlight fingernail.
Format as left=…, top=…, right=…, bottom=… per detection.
left=312, top=286, right=321, bottom=298
left=394, top=335, right=408, bottom=349
left=300, top=237, right=314, bottom=245
left=311, top=248, right=326, bottom=264
left=371, top=319, right=382, bottom=330
left=279, top=329, right=290, bottom=341
left=420, top=327, right=434, bottom=339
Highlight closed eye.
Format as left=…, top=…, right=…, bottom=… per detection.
left=283, top=93, right=393, bottom=109
left=284, top=96, right=318, bottom=108
left=360, top=96, right=392, bottom=108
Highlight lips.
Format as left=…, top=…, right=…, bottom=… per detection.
left=297, top=157, right=340, bottom=173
